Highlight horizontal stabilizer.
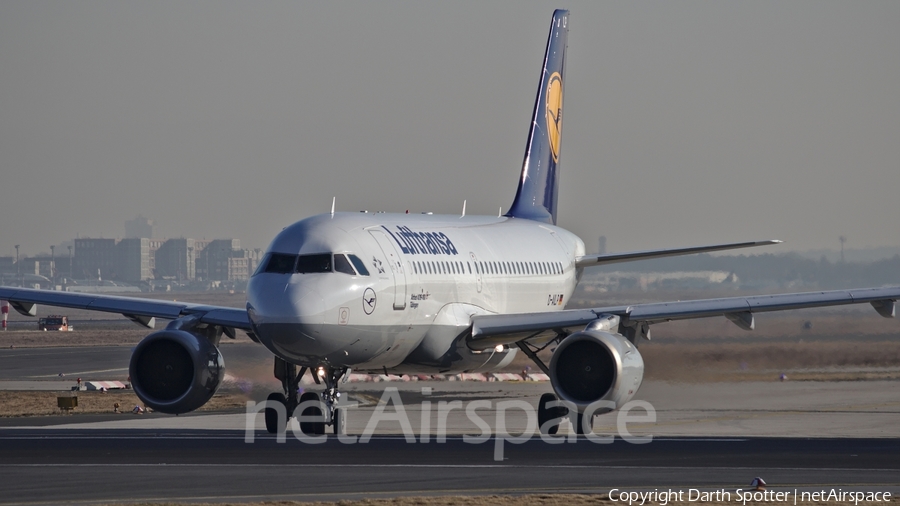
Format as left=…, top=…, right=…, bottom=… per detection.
left=574, top=240, right=782, bottom=269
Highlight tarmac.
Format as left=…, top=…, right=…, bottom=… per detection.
left=0, top=345, right=898, bottom=504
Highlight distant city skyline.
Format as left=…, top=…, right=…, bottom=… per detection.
left=1, top=2, right=898, bottom=258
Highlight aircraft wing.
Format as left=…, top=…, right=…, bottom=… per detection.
left=0, top=286, right=252, bottom=331
left=468, top=286, right=900, bottom=350
left=574, top=240, right=782, bottom=269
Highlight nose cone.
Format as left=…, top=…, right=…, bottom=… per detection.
left=247, top=274, right=325, bottom=338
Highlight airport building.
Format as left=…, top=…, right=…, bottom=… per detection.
left=5, top=227, right=260, bottom=288
left=155, top=238, right=200, bottom=280
left=73, top=238, right=119, bottom=280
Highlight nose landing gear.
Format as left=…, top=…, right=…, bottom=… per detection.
left=265, top=357, right=348, bottom=435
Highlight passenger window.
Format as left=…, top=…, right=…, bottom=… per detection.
left=262, top=253, right=297, bottom=274
left=467, top=262, right=472, bottom=274
left=349, top=254, right=370, bottom=276
left=334, top=254, right=356, bottom=275
left=296, top=253, right=331, bottom=273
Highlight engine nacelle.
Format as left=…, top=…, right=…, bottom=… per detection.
left=129, top=330, right=225, bottom=414
left=549, top=330, right=644, bottom=414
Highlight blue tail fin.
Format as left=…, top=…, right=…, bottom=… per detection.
left=506, top=9, right=569, bottom=225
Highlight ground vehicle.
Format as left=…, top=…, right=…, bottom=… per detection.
left=38, top=315, right=73, bottom=331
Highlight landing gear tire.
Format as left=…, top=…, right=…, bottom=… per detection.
left=299, top=391, right=326, bottom=436
left=332, top=408, right=345, bottom=435
left=538, top=393, right=562, bottom=435
left=574, top=411, right=593, bottom=435
left=265, top=392, right=287, bottom=434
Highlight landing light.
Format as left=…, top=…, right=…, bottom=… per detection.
left=316, top=367, right=326, bottom=378
left=494, top=344, right=505, bottom=353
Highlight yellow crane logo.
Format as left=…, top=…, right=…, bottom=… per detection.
left=545, top=72, right=563, bottom=162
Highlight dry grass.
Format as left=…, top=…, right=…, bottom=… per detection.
left=639, top=341, right=900, bottom=382
left=0, top=390, right=249, bottom=417
left=99, top=496, right=896, bottom=506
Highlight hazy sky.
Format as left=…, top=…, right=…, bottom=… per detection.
left=1, top=1, right=898, bottom=259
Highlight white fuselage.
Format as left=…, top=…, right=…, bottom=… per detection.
left=247, top=212, right=585, bottom=374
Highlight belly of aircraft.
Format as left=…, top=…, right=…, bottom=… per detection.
left=255, top=321, right=427, bottom=370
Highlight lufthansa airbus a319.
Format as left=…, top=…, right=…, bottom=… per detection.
left=2, top=10, right=898, bottom=436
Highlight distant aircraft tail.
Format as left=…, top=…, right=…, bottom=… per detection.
left=506, top=9, right=569, bottom=225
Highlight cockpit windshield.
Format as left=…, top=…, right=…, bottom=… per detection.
left=296, top=254, right=331, bottom=273
left=254, top=252, right=369, bottom=277
left=333, top=254, right=355, bottom=275
left=348, top=254, right=370, bottom=276
left=260, top=253, right=296, bottom=274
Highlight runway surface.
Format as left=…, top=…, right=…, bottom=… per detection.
left=0, top=429, right=898, bottom=505
left=1, top=345, right=899, bottom=503
left=0, top=344, right=271, bottom=381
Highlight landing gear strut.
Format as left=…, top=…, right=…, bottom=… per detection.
left=519, top=337, right=593, bottom=436
left=265, top=357, right=347, bottom=435
left=317, top=365, right=348, bottom=435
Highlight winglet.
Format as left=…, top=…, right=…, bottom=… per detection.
left=506, top=10, right=569, bottom=225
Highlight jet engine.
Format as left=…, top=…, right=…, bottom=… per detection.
left=129, top=330, right=225, bottom=414
left=548, top=329, right=644, bottom=414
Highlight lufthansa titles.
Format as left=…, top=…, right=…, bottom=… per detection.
left=383, top=226, right=458, bottom=256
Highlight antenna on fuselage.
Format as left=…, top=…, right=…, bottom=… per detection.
left=331, top=197, right=336, bottom=217
left=461, top=200, right=466, bottom=218
left=498, top=207, right=502, bottom=217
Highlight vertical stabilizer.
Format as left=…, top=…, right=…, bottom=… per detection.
left=506, top=10, right=569, bottom=225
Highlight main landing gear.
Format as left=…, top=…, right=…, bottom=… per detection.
left=519, top=339, right=593, bottom=436
left=537, top=392, right=593, bottom=435
left=265, top=357, right=347, bottom=436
